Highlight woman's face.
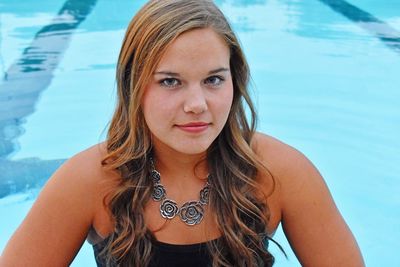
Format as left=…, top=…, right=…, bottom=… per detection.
left=142, top=28, right=234, bottom=156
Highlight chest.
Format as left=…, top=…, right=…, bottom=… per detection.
left=143, top=199, right=221, bottom=244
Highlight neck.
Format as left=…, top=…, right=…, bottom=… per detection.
left=152, top=147, right=209, bottom=185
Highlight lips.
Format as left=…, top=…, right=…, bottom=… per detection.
left=176, top=122, right=210, bottom=133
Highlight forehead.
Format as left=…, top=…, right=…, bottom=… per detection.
left=156, top=28, right=230, bottom=71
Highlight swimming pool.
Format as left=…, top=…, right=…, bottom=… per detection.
left=1, top=0, right=399, bottom=266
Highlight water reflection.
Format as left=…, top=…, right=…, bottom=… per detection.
left=215, top=0, right=267, bottom=7
left=0, top=158, right=64, bottom=198
left=319, top=0, right=400, bottom=53
left=0, top=0, right=98, bottom=158
left=286, top=0, right=400, bottom=54
left=0, top=0, right=97, bottom=198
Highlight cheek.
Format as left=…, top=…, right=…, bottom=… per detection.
left=142, top=90, right=161, bottom=129
left=142, top=89, right=174, bottom=131
left=220, top=81, right=234, bottom=113
left=210, top=83, right=234, bottom=129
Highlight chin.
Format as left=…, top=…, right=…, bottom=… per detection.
left=173, top=140, right=213, bottom=155
left=153, top=133, right=218, bottom=156
left=177, top=146, right=209, bottom=155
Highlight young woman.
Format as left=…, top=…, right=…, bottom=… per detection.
left=0, top=0, right=364, bottom=266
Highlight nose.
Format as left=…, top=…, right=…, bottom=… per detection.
left=183, top=84, right=208, bottom=114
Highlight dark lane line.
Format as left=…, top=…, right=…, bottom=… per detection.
left=318, top=0, right=400, bottom=54
left=0, top=0, right=98, bottom=198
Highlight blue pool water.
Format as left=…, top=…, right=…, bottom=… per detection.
left=1, top=0, right=399, bottom=266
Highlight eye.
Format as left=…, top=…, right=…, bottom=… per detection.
left=204, top=75, right=225, bottom=87
left=159, top=78, right=181, bottom=88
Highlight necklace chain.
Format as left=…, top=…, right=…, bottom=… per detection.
left=150, top=158, right=210, bottom=226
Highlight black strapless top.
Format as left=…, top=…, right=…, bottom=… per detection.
left=92, top=237, right=214, bottom=267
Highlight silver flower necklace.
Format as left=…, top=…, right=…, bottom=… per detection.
left=150, top=158, right=210, bottom=226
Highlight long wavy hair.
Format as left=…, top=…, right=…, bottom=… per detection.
left=101, top=0, right=277, bottom=266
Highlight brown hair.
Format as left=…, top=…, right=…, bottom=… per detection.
left=101, top=0, right=276, bottom=266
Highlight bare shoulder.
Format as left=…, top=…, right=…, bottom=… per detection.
left=251, top=132, right=333, bottom=216
left=250, top=132, right=316, bottom=232
left=0, top=143, right=119, bottom=266
left=61, top=142, right=119, bottom=188
left=55, top=142, right=119, bottom=234
left=252, top=132, right=364, bottom=266
left=46, top=142, right=120, bottom=206
left=65, top=142, right=109, bottom=176
left=252, top=132, right=310, bottom=169
left=251, top=132, right=321, bottom=194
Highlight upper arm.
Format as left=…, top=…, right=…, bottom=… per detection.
left=0, top=146, right=104, bottom=266
left=254, top=133, right=364, bottom=266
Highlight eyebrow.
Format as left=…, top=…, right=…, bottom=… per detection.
left=154, top=67, right=230, bottom=77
